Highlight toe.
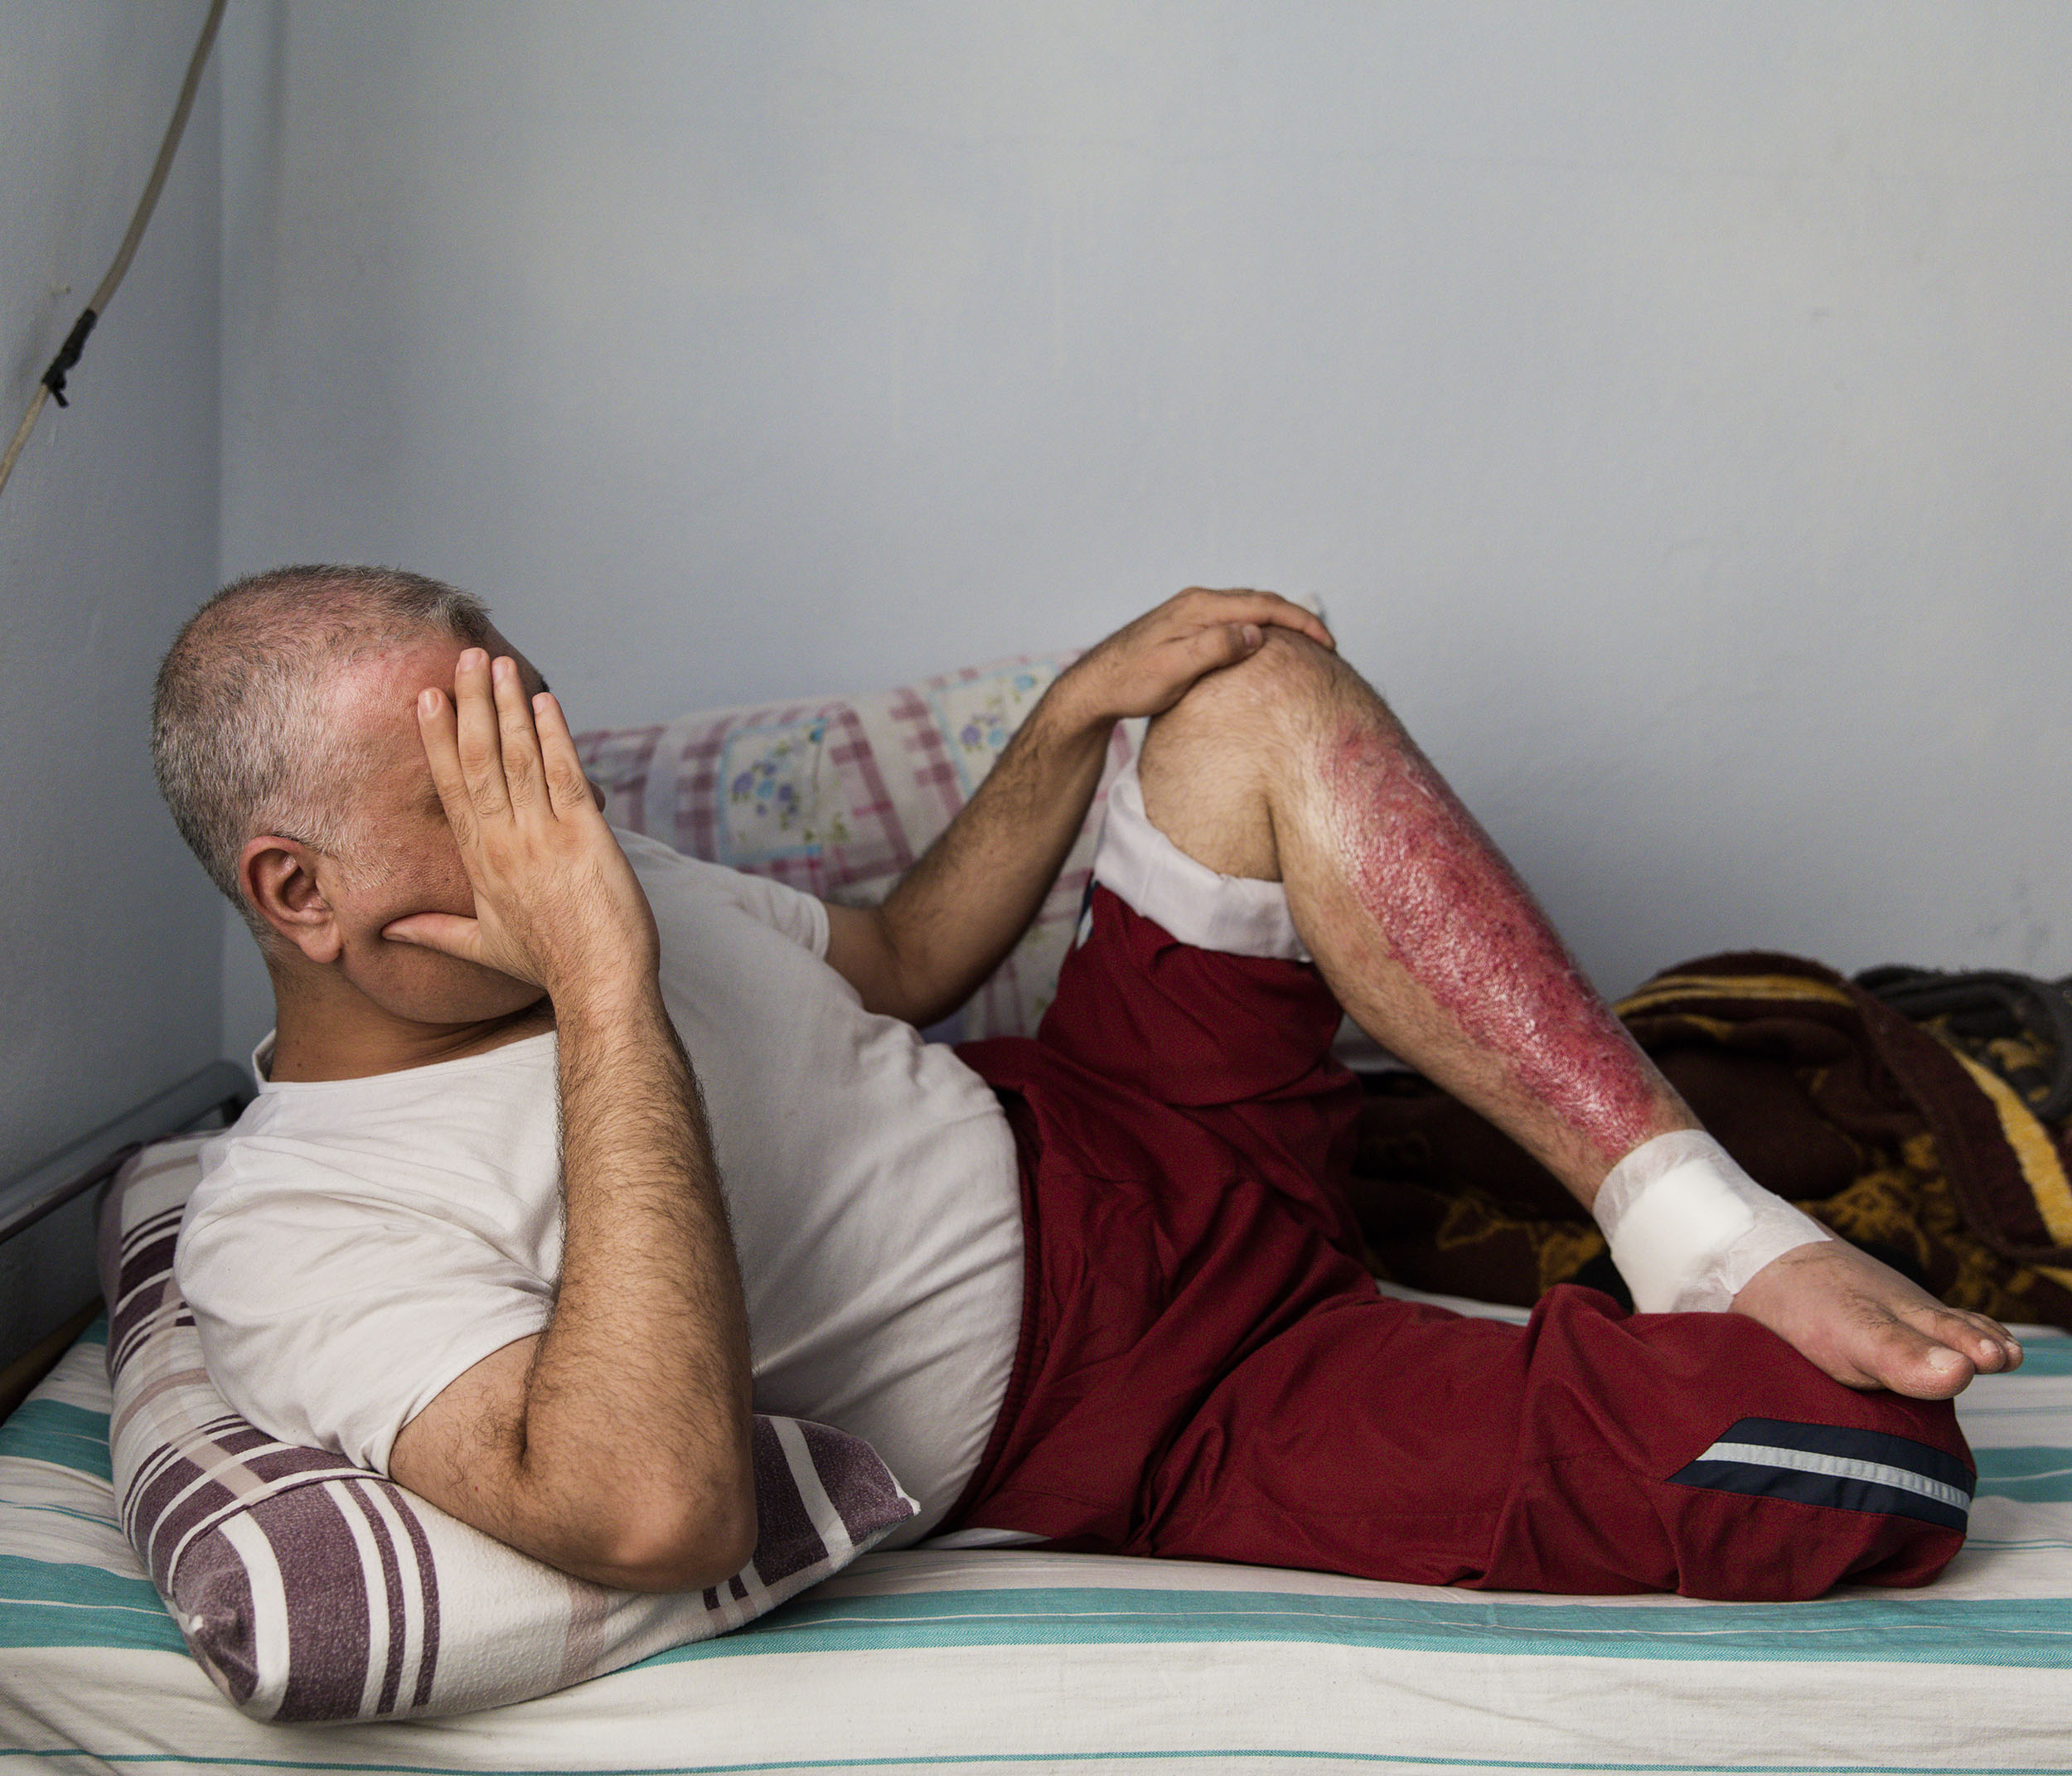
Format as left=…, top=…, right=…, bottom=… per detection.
left=1910, top=1343, right=1974, bottom=1398
left=1915, top=1304, right=2021, bottom=1375
left=1860, top=1311, right=1976, bottom=1400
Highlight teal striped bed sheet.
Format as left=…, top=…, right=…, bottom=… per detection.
left=5, top=1322, right=2070, bottom=1775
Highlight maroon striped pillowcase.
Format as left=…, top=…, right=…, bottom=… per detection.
left=102, top=1137, right=916, bottom=1722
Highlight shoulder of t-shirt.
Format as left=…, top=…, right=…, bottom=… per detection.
left=613, top=826, right=830, bottom=960
left=176, top=1130, right=557, bottom=1474
left=177, top=1125, right=557, bottom=1348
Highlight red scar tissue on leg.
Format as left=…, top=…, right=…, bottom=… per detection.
left=1324, top=724, right=1662, bottom=1165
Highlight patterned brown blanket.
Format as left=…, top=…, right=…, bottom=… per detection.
left=1349, top=951, right=2072, bottom=1331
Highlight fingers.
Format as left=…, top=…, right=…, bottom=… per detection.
left=421, top=652, right=576, bottom=841
left=452, top=649, right=511, bottom=821
left=531, top=690, right=598, bottom=815
left=382, top=910, right=545, bottom=988
left=380, top=910, right=486, bottom=964
left=491, top=656, right=547, bottom=811
left=1176, top=588, right=1336, bottom=652
left=1176, top=622, right=1264, bottom=678
left=415, top=685, right=477, bottom=849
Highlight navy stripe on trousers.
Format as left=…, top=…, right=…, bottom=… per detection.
left=1668, top=1415, right=1973, bottom=1532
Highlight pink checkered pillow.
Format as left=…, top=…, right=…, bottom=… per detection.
left=575, top=655, right=1139, bottom=1041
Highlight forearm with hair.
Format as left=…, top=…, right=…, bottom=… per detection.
left=504, top=987, right=754, bottom=1587
left=867, top=692, right=1111, bottom=1026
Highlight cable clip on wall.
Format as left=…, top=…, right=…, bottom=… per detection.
left=0, top=0, right=225, bottom=499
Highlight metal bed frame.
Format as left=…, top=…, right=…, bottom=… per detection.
left=0, top=1060, right=253, bottom=1418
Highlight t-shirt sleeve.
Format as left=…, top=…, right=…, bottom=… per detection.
left=616, top=825, right=830, bottom=957
left=177, top=1140, right=554, bottom=1474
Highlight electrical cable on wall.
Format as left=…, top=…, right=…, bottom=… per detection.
left=0, top=0, right=227, bottom=503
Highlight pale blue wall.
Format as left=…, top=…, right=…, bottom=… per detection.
left=212, top=1, right=2072, bottom=1057
left=0, top=1, right=224, bottom=1357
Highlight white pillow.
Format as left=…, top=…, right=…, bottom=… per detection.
left=102, top=1136, right=915, bottom=1721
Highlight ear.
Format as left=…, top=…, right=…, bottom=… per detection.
left=239, top=835, right=344, bottom=965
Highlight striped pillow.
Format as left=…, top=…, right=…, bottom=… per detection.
left=100, top=1136, right=917, bottom=1722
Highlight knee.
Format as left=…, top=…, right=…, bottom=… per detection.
left=1138, top=628, right=1384, bottom=851
left=1134, top=630, right=1356, bottom=880
left=1148, top=627, right=1352, bottom=757
left=1203, top=625, right=1345, bottom=708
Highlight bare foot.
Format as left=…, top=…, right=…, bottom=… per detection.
left=1731, top=1241, right=2024, bottom=1399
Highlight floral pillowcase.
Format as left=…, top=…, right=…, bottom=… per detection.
left=574, top=656, right=1140, bottom=1042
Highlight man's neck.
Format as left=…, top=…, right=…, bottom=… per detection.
left=266, top=982, right=554, bottom=1083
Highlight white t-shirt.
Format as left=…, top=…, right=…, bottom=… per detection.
left=177, top=830, right=1025, bottom=1543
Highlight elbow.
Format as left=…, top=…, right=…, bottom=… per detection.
left=850, top=912, right=958, bottom=1027
left=875, top=962, right=967, bottom=1031
left=586, top=1475, right=759, bottom=1595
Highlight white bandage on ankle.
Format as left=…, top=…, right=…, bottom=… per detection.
left=1591, top=1130, right=1832, bottom=1314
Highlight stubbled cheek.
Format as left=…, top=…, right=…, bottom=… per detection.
left=1324, top=726, right=1660, bottom=1163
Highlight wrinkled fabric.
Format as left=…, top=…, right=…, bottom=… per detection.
left=953, top=897, right=1969, bottom=1599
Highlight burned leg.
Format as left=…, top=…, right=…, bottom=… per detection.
left=1135, top=631, right=2021, bottom=1397
left=1138, top=633, right=1687, bottom=1199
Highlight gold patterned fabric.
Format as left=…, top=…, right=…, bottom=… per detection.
left=1348, top=951, right=2072, bottom=1330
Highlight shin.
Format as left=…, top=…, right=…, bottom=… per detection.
left=1143, top=636, right=1695, bottom=1203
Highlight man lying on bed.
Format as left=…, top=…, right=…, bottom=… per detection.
left=153, top=567, right=2016, bottom=1602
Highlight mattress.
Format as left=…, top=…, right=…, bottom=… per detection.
left=4, top=1312, right=2070, bottom=1774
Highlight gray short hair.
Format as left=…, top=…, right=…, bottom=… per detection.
left=152, top=565, right=496, bottom=927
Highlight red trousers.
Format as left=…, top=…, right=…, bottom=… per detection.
left=954, top=887, right=1972, bottom=1600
